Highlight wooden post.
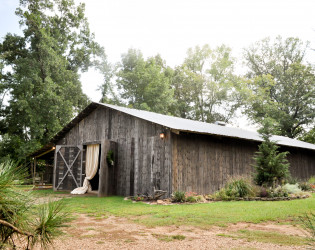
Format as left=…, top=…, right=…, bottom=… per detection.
left=33, top=157, right=37, bottom=185
left=98, top=140, right=110, bottom=197
left=98, top=140, right=117, bottom=197
left=31, top=160, right=34, bottom=185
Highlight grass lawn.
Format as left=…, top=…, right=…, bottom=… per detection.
left=217, top=229, right=310, bottom=246
left=33, top=190, right=315, bottom=228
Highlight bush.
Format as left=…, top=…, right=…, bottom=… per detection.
left=185, top=196, right=198, bottom=203
left=259, top=187, right=268, bottom=197
left=213, top=188, right=229, bottom=200
left=283, top=183, right=302, bottom=194
left=172, top=191, right=186, bottom=203
left=308, top=176, right=315, bottom=185
left=267, top=186, right=289, bottom=198
left=299, top=182, right=313, bottom=191
left=213, top=176, right=255, bottom=200
left=225, top=177, right=255, bottom=198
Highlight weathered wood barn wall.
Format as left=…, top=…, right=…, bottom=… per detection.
left=171, top=133, right=315, bottom=194
left=55, top=106, right=172, bottom=196
left=31, top=102, right=315, bottom=197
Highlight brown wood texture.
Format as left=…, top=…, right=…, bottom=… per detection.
left=171, top=133, right=315, bottom=195
left=54, top=106, right=315, bottom=196
left=56, top=107, right=171, bottom=196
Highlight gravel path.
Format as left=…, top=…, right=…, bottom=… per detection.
left=36, top=214, right=310, bottom=250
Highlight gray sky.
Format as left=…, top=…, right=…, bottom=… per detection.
left=1, top=0, right=315, bottom=128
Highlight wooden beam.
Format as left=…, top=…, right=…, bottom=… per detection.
left=35, top=147, right=56, bottom=158
left=171, top=129, right=180, bottom=135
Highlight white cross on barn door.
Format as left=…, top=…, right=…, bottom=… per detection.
left=53, top=145, right=83, bottom=191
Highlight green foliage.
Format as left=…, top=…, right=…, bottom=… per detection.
left=218, top=229, right=309, bottom=246
left=299, top=127, right=315, bottom=144
left=114, top=49, right=174, bottom=114
left=172, top=191, right=186, bottom=203
left=299, top=182, right=313, bottom=191
left=172, top=44, right=247, bottom=123
left=244, top=36, right=315, bottom=138
left=225, top=177, right=255, bottom=198
left=0, top=161, right=69, bottom=249
left=282, top=183, right=302, bottom=194
left=0, top=0, right=107, bottom=161
left=214, top=176, right=255, bottom=200
left=298, top=212, right=315, bottom=241
left=253, top=119, right=291, bottom=186
left=153, top=234, right=185, bottom=242
left=267, top=186, right=289, bottom=198
left=106, top=150, right=114, bottom=167
left=102, top=44, right=248, bottom=124
left=308, top=176, right=315, bottom=185
left=32, top=201, right=69, bottom=249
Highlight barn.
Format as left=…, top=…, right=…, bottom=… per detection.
left=31, top=102, right=315, bottom=197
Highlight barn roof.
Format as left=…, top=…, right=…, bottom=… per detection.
left=30, top=102, right=315, bottom=157
left=99, top=102, right=315, bottom=151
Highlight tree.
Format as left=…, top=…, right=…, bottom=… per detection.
left=244, top=36, right=315, bottom=138
left=253, top=119, right=290, bottom=186
left=115, top=49, right=174, bottom=114
left=299, top=127, right=315, bottom=144
left=172, top=44, right=246, bottom=123
left=0, top=0, right=107, bottom=160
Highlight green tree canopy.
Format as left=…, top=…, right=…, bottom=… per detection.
left=244, top=36, right=315, bottom=138
left=114, top=49, right=174, bottom=114
left=0, top=0, right=107, bottom=160
left=172, top=44, right=246, bottom=123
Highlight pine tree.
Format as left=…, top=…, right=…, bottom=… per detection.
left=253, top=119, right=291, bottom=186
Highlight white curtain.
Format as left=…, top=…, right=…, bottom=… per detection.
left=71, top=144, right=100, bottom=194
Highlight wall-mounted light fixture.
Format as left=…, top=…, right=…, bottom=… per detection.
left=159, top=132, right=165, bottom=139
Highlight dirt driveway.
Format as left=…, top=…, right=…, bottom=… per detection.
left=43, top=214, right=310, bottom=250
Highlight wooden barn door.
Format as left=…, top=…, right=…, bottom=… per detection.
left=53, top=145, right=83, bottom=191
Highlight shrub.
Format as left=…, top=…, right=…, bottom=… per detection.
left=172, top=191, right=186, bottom=203
left=213, top=176, right=255, bottom=200
left=212, top=188, right=227, bottom=200
left=225, top=177, right=255, bottom=198
left=283, top=183, right=302, bottom=194
left=133, top=195, right=144, bottom=201
left=253, top=119, right=290, bottom=186
left=185, top=196, right=197, bottom=203
left=267, top=186, right=289, bottom=198
left=185, top=191, right=200, bottom=203
left=308, top=176, right=315, bottom=185
left=259, top=187, right=268, bottom=197
left=299, top=182, right=313, bottom=191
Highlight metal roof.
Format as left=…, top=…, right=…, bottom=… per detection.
left=31, top=102, right=315, bottom=157
left=99, top=102, right=315, bottom=151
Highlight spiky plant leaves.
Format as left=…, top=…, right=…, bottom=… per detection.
left=0, top=161, right=69, bottom=249
left=31, top=200, right=70, bottom=249
left=0, top=161, right=33, bottom=246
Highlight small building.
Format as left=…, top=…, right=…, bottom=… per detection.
left=31, top=102, right=315, bottom=197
